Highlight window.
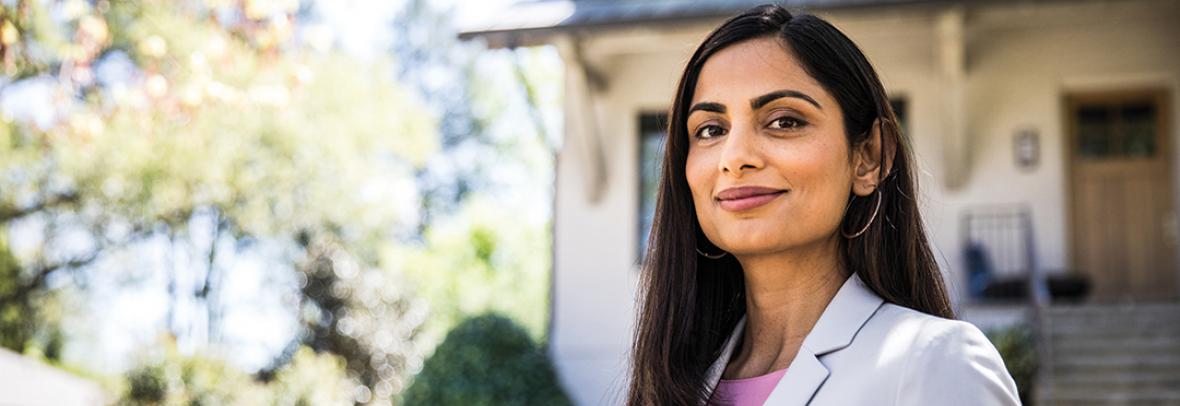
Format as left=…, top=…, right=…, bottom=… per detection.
left=637, top=112, right=667, bottom=263
left=1076, top=101, right=1158, bottom=159
left=890, top=97, right=908, bottom=137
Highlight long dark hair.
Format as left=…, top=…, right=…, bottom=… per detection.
left=627, top=5, right=953, bottom=405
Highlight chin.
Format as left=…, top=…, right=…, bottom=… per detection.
left=715, top=223, right=833, bottom=255
left=715, top=227, right=790, bottom=252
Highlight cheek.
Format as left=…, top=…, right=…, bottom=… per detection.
left=685, top=149, right=716, bottom=228
left=689, top=152, right=703, bottom=193
left=801, top=140, right=854, bottom=217
left=792, top=138, right=852, bottom=191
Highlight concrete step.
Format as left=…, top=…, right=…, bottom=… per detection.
left=1052, top=340, right=1180, bottom=359
left=1036, top=389, right=1180, bottom=406
left=1048, top=303, right=1180, bottom=316
left=1049, top=325, right=1180, bottom=340
left=1050, top=373, right=1180, bottom=393
left=1050, top=355, right=1180, bottom=376
left=1048, top=316, right=1180, bottom=328
left=1051, top=354, right=1180, bottom=366
left=1039, top=304, right=1180, bottom=405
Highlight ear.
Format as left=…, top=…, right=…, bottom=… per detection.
left=851, top=119, right=896, bottom=196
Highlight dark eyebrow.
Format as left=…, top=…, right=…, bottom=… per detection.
left=750, top=89, right=822, bottom=111
left=688, top=102, right=726, bottom=114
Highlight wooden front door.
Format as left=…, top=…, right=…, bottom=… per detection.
left=1068, top=90, right=1178, bottom=301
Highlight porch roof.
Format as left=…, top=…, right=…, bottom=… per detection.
left=458, top=0, right=941, bottom=47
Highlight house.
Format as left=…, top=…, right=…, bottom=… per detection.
left=460, top=0, right=1180, bottom=404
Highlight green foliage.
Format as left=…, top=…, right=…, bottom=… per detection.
left=0, top=236, right=30, bottom=351
left=2, top=0, right=561, bottom=403
left=4, top=2, right=439, bottom=401
left=125, top=364, right=168, bottom=404
left=986, top=325, right=1038, bottom=404
left=397, top=195, right=552, bottom=346
left=0, top=235, right=62, bottom=357
left=46, top=4, right=436, bottom=239
left=119, top=343, right=356, bottom=406
left=402, top=313, right=571, bottom=406
left=267, top=347, right=357, bottom=406
left=119, top=341, right=270, bottom=406
left=290, top=234, right=428, bottom=404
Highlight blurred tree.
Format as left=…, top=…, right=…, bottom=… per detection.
left=383, top=0, right=562, bottom=345
left=120, top=340, right=356, bottom=406
left=2, top=0, right=436, bottom=402
left=0, top=235, right=33, bottom=351
left=253, top=2, right=563, bottom=402
left=265, top=230, right=428, bottom=403
left=1, top=0, right=563, bottom=403
left=119, top=336, right=271, bottom=406
left=268, top=346, right=357, bottom=406
left=399, top=195, right=552, bottom=343
left=388, top=0, right=560, bottom=232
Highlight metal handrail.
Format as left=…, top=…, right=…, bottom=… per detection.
left=1023, top=210, right=1052, bottom=404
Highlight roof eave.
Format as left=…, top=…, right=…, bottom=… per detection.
left=457, top=0, right=957, bottom=48
left=457, top=12, right=733, bottom=48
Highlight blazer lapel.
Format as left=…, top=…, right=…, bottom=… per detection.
left=704, top=273, right=885, bottom=406
left=762, top=349, right=829, bottom=405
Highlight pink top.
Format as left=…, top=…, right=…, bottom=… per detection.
left=708, top=368, right=787, bottom=406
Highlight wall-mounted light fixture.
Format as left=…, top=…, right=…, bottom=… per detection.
left=1015, top=127, right=1040, bottom=170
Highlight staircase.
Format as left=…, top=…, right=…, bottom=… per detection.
left=1038, top=303, right=1180, bottom=405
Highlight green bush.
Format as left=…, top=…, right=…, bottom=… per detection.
left=124, top=364, right=168, bottom=404
left=403, top=313, right=572, bottom=406
left=118, top=340, right=271, bottom=406
left=986, top=325, right=1038, bottom=404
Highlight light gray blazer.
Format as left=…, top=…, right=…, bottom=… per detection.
left=703, top=273, right=1021, bottom=405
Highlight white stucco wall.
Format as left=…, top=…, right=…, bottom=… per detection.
left=548, top=1, right=1180, bottom=404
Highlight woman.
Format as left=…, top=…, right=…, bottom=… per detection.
left=627, top=5, right=1020, bottom=406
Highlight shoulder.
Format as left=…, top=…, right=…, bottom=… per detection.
left=868, top=303, right=1022, bottom=405
left=868, top=303, right=986, bottom=346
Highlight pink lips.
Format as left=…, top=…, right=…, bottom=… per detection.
left=716, top=186, right=787, bottom=212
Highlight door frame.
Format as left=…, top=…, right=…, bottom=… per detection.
left=1063, top=87, right=1177, bottom=301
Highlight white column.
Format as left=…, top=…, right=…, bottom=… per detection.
left=937, top=7, right=969, bottom=189
left=555, top=35, right=609, bottom=204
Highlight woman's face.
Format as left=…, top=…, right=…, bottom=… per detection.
left=685, top=36, right=856, bottom=257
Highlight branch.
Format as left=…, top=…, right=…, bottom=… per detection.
left=511, top=49, right=554, bottom=150
left=0, top=191, right=80, bottom=223
left=20, top=251, right=101, bottom=294
left=4, top=223, right=152, bottom=303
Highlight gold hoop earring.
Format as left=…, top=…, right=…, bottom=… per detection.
left=842, top=188, right=881, bottom=239
left=696, top=247, right=728, bottom=259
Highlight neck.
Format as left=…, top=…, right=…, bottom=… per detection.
left=727, top=236, right=848, bottom=377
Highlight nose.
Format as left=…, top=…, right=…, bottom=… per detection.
left=717, top=122, right=764, bottom=176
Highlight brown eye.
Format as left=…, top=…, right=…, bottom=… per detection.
left=694, top=124, right=728, bottom=139
left=769, top=116, right=806, bottom=130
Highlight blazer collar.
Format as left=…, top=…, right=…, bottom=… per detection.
left=702, top=272, right=885, bottom=405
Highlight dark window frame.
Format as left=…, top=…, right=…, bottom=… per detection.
left=637, top=112, right=668, bottom=264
